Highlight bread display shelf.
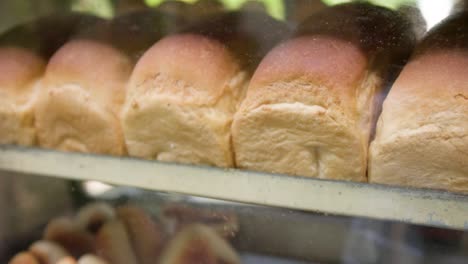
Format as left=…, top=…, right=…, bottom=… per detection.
left=0, top=145, right=467, bottom=231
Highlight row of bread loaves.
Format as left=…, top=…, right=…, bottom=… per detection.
left=0, top=9, right=290, bottom=160
left=0, top=4, right=466, bottom=194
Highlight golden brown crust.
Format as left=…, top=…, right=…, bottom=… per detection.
left=369, top=50, right=468, bottom=192
left=244, top=35, right=367, bottom=114
left=129, top=34, right=239, bottom=106
left=36, top=39, right=131, bottom=155
left=44, top=39, right=131, bottom=109
left=0, top=47, right=45, bottom=146
left=232, top=3, right=415, bottom=181
left=369, top=11, right=468, bottom=193
left=122, top=33, right=247, bottom=166
left=0, top=47, right=45, bottom=91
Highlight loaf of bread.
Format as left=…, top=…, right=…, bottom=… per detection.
left=121, top=33, right=245, bottom=166
left=232, top=3, right=415, bottom=181
left=0, top=47, right=45, bottom=146
left=121, top=11, right=290, bottom=167
left=369, top=12, right=468, bottom=192
left=35, top=39, right=132, bottom=155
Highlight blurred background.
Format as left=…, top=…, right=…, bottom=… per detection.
left=0, top=0, right=463, bottom=34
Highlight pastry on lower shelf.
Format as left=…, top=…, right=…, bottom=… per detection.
left=0, top=47, right=45, bottom=146
left=76, top=202, right=116, bottom=233
left=231, top=3, right=416, bottom=181
left=57, top=256, right=77, bottom=264
left=159, top=224, right=241, bottom=264
left=35, top=39, right=132, bottom=155
left=369, top=11, right=468, bottom=193
left=8, top=252, right=39, bottom=264
left=29, top=240, right=70, bottom=264
left=43, top=217, right=95, bottom=257
left=163, top=204, right=239, bottom=239
left=78, top=255, right=109, bottom=264
left=56, top=255, right=109, bottom=264
left=95, top=220, right=139, bottom=264
left=117, top=205, right=166, bottom=264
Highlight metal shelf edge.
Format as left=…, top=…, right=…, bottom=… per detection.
left=0, top=146, right=467, bottom=230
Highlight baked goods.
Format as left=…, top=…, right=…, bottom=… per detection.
left=43, top=217, right=95, bottom=257
left=369, top=12, right=468, bottom=192
left=77, top=255, right=108, bottom=264
left=116, top=206, right=166, bottom=264
left=35, top=39, right=132, bottom=155
left=8, top=202, right=240, bottom=264
left=8, top=252, right=39, bottom=264
left=96, top=220, right=139, bottom=264
left=76, top=202, right=116, bottom=233
left=121, top=11, right=290, bottom=167
left=121, top=33, right=245, bottom=166
left=29, top=241, right=70, bottom=264
left=232, top=3, right=415, bottom=181
left=0, top=47, right=45, bottom=146
left=159, top=224, right=241, bottom=264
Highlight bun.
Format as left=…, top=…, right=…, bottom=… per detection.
left=369, top=12, right=468, bottom=192
left=35, top=39, right=132, bottom=155
left=232, top=3, right=415, bottom=181
left=0, top=47, right=45, bottom=146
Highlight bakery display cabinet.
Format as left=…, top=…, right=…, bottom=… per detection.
left=1, top=0, right=468, bottom=263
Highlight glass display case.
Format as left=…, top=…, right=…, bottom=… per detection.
left=1, top=0, right=467, bottom=263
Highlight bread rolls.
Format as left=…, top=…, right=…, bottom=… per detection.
left=232, top=3, right=415, bottom=181
left=0, top=47, right=45, bottom=146
left=8, top=252, right=39, bottom=264
left=122, top=11, right=290, bottom=167
left=369, top=12, right=468, bottom=192
left=43, top=217, right=95, bottom=257
left=95, top=220, right=139, bottom=264
left=116, top=206, right=166, bottom=264
left=159, top=224, right=240, bottom=264
left=35, top=39, right=132, bottom=155
left=29, top=240, right=70, bottom=264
